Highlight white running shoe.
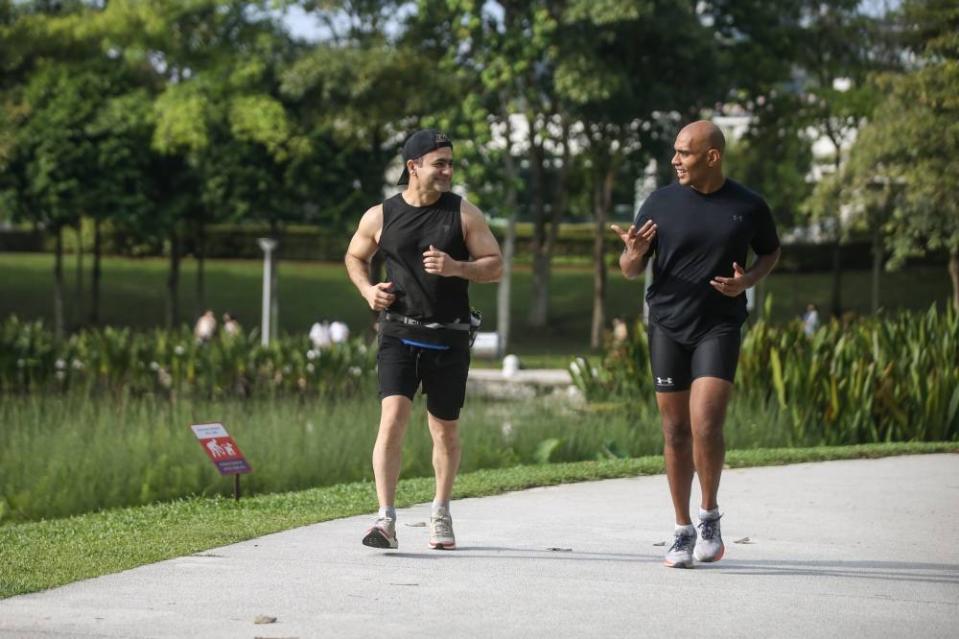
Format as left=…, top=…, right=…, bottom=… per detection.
left=429, top=507, right=456, bottom=550
left=362, top=517, right=398, bottom=549
left=664, top=526, right=696, bottom=568
left=694, top=513, right=725, bottom=562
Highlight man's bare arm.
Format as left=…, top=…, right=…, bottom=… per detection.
left=344, top=205, right=395, bottom=311
left=611, top=221, right=657, bottom=280
left=710, top=246, right=781, bottom=297
left=422, top=199, right=502, bottom=283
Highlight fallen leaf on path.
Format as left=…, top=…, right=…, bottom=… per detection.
left=254, top=615, right=277, bottom=624
left=733, top=537, right=754, bottom=544
left=652, top=541, right=666, bottom=546
left=547, top=547, right=573, bottom=552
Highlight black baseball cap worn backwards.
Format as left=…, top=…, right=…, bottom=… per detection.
left=397, top=129, right=453, bottom=185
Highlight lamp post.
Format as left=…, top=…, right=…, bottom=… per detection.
left=258, top=238, right=278, bottom=346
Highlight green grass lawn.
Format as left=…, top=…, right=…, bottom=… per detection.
left=0, top=252, right=952, bottom=357
left=0, top=442, right=954, bottom=599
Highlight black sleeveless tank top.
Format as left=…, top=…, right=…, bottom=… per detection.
left=378, top=192, right=471, bottom=348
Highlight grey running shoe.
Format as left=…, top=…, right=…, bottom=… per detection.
left=362, top=517, right=398, bottom=549
left=694, top=513, right=725, bottom=562
left=664, top=526, right=696, bottom=568
left=429, top=507, right=456, bottom=550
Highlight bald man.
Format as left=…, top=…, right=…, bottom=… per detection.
left=612, top=120, right=781, bottom=568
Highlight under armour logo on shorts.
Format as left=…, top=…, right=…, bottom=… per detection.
left=656, top=377, right=673, bottom=386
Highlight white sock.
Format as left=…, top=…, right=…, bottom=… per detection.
left=379, top=506, right=396, bottom=520
left=699, top=507, right=720, bottom=521
left=432, top=500, right=449, bottom=516
left=674, top=523, right=695, bottom=534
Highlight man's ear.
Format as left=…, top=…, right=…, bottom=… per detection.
left=707, top=148, right=722, bottom=167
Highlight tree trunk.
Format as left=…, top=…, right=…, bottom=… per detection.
left=949, top=249, right=959, bottom=312
left=195, top=221, right=206, bottom=318
left=527, top=130, right=549, bottom=327
left=166, top=229, right=180, bottom=328
left=828, top=143, right=843, bottom=319
left=74, top=222, right=83, bottom=328
left=90, top=217, right=102, bottom=325
left=496, top=111, right=519, bottom=357
left=527, top=116, right=570, bottom=329
left=53, top=226, right=65, bottom=341
left=829, top=237, right=842, bottom=318
left=871, top=222, right=882, bottom=314
left=269, top=222, right=279, bottom=340
left=590, top=162, right=615, bottom=349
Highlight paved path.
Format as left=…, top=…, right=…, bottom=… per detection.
left=2, top=454, right=957, bottom=638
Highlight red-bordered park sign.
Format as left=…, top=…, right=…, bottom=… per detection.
left=190, top=422, right=252, bottom=475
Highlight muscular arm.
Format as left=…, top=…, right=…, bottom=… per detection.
left=710, top=246, right=782, bottom=297
left=344, top=205, right=395, bottom=311
left=620, top=247, right=651, bottom=280
left=743, top=247, right=780, bottom=287
left=612, top=221, right=657, bottom=280
left=422, top=199, right=502, bottom=283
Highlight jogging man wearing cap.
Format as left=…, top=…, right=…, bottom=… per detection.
left=345, top=129, right=502, bottom=550
left=612, top=120, right=781, bottom=568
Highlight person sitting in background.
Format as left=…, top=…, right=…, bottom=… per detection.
left=329, top=320, right=350, bottom=344
left=309, top=321, right=332, bottom=349
left=802, top=303, right=820, bottom=337
left=611, top=317, right=629, bottom=344
left=194, top=310, right=217, bottom=343
left=222, top=312, right=241, bottom=337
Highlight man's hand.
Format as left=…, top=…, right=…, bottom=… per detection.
left=710, top=262, right=751, bottom=297
left=363, top=281, right=395, bottom=310
left=423, top=245, right=460, bottom=277
left=611, top=220, right=657, bottom=258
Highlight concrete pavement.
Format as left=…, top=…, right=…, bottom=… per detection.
left=1, top=454, right=957, bottom=638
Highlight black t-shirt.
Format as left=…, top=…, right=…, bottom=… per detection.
left=635, top=179, right=780, bottom=344
left=378, top=191, right=471, bottom=348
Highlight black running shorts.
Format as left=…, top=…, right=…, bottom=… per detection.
left=647, top=323, right=741, bottom=392
left=377, top=334, right=471, bottom=420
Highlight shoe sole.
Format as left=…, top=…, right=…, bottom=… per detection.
left=694, top=545, right=725, bottom=563
left=362, top=529, right=397, bottom=549
left=429, top=541, right=456, bottom=550
left=663, top=559, right=693, bottom=569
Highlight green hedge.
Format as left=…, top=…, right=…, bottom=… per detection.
left=0, top=224, right=947, bottom=271
left=570, top=304, right=959, bottom=446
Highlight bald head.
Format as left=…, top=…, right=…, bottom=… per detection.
left=679, top=120, right=725, bottom=154
left=672, top=120, right=726, bottom=193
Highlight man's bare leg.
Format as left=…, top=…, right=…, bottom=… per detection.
left=372, top=395, right=413, bottom=509
left=689, top=377, right=733, bottom=511
left=689, top=376, right=732, bottom=562
left=427, top=412, right=461, bottom=504
left=426, top=411, right=460, bottom=549
left=656, top=391, right=694, bottom=526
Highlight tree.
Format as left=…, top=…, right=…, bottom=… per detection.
left=846, top=0, right=959, bottom=310
left=705, top=0, right=885, bottom=318
left=556, top=0, right=722, bottom=347
left=93, top=0, right=306, bottom=327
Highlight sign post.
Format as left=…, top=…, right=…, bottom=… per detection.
left=190, top=422, right=252, bottom=500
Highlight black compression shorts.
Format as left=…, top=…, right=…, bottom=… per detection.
left=377, top=334, right=470, bottom=420
left=647, top=323, right=741, bottom=392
